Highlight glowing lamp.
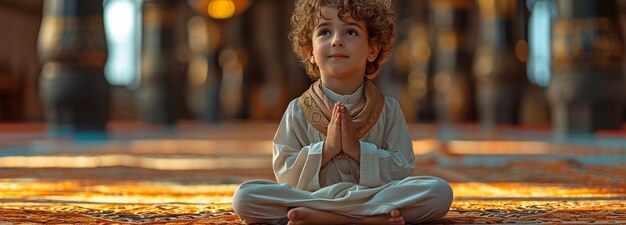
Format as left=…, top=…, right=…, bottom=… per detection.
left=208, top=0, right=235, bottom=19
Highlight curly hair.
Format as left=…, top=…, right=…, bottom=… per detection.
left=289, top=0, right=396, bottom=80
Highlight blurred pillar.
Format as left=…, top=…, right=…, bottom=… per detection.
left=549, top=0, right=624, bottom=136
left=473, top=0, right=527, bottom=129
left=38, top=0, right=110, bottom=136
left=186, top=16, right=221, bottom=122
left=618, top=0, right=626, bottom=123
left=138, top=0, right=182, bottom=124
left=218, top=19, right=247, bottom=120
left=429, top=0, right=476, bottom=124
left=393, top=1, right=432, bottom=123
left=249, top=0, right=287, bottom=120
left=186, top=0, right=252, bottom=121
left=217, top=47, right=246, bottom=121
left=282, top=1, right=310, bottom=107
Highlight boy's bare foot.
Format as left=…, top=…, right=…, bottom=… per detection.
left=287, top=207, right=404, bottom=225
left=388, top=209, right=405, bottom=225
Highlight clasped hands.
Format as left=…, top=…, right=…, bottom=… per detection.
left=322, top=102, right=360, bottom=165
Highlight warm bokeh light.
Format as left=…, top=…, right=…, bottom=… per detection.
left=412, top=139, right=438, bottom=155
left=446, top=140, right=624, bottom=155
left=515, top=40, right=529, bottom=62
left=0, top=155, right=270, bottom=170
left=408, top=70, right=428, bottom=99
left=0, top=179, right=236, bottom=204
left=451, top=182, right=626, bottom=199
left=0, top=140, right=441, bottom=169
left=208, top=0, right=235, bottom=19
left=448, top=141, right=550, bottom=155
left=3, top=139, right=622, bottom=169
left=2, top=179, right=624, bottom=206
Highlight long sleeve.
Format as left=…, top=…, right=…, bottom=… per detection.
left=359, top=98, right=415, bottom=187
left=272, top=100, right=323, bottom=192
left=273, top=97, right=415, bottom=190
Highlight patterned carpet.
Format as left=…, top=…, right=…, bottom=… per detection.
left=1, top=162, right=625, bottom=224
left=1, top=124, right=625, bottom=224
left=1, top=200, right=625, bottom=224
left=2, top=198, right=625, bottom=224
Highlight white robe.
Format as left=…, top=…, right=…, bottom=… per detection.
left=233, top=85, right=453, bottom=224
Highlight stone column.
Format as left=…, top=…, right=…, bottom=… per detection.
left=248, top=0, right=287, bottom=121
left=473, top=0, right=526, bottom=129
left=138, top=0, right=182, bottom=125
left=393, top=1, right=432, bottom=123
left=186, top=16, right=221, bottom=122
left=618, top=0, right=626, bottom=124
left=38, top=0, right=110, bottom=136
left=429, top=0, right=476, bottom=124
left=549, top=0, right=624, bottom=136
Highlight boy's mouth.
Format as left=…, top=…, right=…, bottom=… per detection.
left=329, top=53, right=349, bottom=58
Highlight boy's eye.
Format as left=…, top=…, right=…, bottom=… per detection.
left=318, top=30, right=330, bottom=36
left=347, top=30, right=358, bottom=36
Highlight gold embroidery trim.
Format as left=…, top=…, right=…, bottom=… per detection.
left=298, top=90, right=384, bottom=139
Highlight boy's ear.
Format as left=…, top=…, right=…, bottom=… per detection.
left=307, top=48, right=315, bottom=64
left=367, top=43, right=380, bottom=62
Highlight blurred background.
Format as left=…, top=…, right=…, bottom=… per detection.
left=0, top=0, right=625, bottom=137
left=1, top=1, right=626, bottom=223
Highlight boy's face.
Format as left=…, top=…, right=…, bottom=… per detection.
left=310, top=6, right=378, bottom=80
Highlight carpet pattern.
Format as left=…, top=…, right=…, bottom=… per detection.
left=1, top=123, right=625, bottom=224
left=1, top=199, right=625, bottom=224
left=0, top=204, right=242, bottom=224
left=1, top=200, right=625, bottom=224
left=0, top=160, right=625, bottom=224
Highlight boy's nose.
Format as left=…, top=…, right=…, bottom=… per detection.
left=331, top=36, right=344, bottom=47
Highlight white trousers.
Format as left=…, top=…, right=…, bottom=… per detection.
left=232, top=176, right=453, bottom=224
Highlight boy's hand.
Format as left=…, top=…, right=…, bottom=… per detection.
left=339, top=103, right=360, bottom=162
left=322, top=103, right=342, bottom=166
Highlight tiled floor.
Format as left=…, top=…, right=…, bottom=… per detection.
left=0, top=123, right=625, bottom=224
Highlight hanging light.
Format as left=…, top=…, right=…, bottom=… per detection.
left=188, top=0, right=251, bottom=20
left=207, top=0, right=235, bottom=19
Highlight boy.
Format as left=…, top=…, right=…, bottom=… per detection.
left=233, top=1, right=453, bottom=224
